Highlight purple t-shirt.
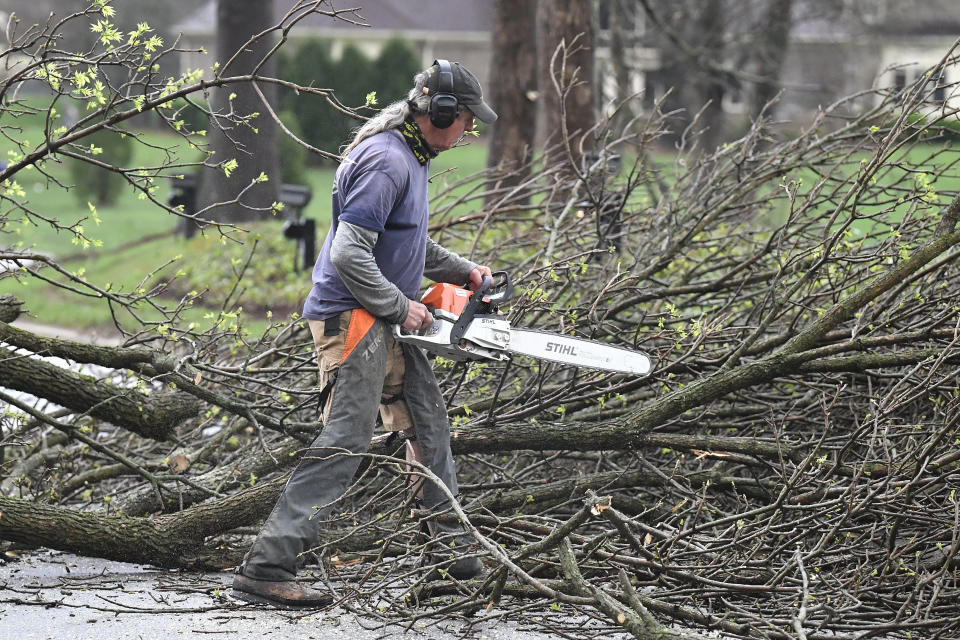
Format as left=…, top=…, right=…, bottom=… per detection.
left=303, top=130, right=429, bottom=320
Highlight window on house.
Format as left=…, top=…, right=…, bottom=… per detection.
left=932, top=71, right=948, bottom=103
left=598, top=0, right=611, bottom=31
left=893, top=69, right=906, bottom=93
left=597, top=0, right=639, bottom=34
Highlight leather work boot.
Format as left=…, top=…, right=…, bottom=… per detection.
left=410, top=499, right=484, bottom=580
left=444, top=551, right=484, bottom=580
left=231, top=572, right=333, bottom=609
left=426, top=527, right=484, bottom=580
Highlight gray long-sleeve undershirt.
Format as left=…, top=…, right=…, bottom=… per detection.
left=329, top=220, right=477, bottom=325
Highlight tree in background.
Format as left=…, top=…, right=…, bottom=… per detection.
left=636, top=0, right=797, bottom=151
left=277, top=36, right=419, bottom=163
left=331, top=42, right=375, bottom=148
left=372, top=37, right=421, bottom=104
left=67, top=128, right=134, bottom=206
left=277, top=38, right=340, bottom=163
left=638, top=0, right=729, bottom=152
left=196, top=0, right=279, bottom=224
left=537, top=0, right=596, bottom=168
left=277, top=109, right=309, bottom=186
left=486, top=0, right=538, bottom=206
left=484, top=0, right=795, bottom=159
left=603, top=0, right=638, bottom=133
left=748, top=0, right=794, bottom=118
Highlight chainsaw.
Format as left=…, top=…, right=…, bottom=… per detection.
left=394, top=272, right=651, bottom=376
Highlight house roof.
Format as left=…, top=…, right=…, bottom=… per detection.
left=174, top=0, right=493, bottom=37
left=869, top=0, right=960, bottom=36
left=791, top=0, right=960, bottom=40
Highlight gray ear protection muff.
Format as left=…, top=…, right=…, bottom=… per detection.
left=428, top=59, right=460, bottom=129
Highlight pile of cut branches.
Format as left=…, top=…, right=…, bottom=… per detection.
left=3, top=6, right=960, bottom=638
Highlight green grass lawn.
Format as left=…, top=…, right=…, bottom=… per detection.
left=779, top=139, right=960, bottom=241
left=0, top=113, right=491, bottom=333
left=7, top=103, right=954, bottom=337
left=1, top=109, right=211, bottom=331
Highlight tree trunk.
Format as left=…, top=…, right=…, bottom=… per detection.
left=537, top=0, right=596, bottom=167
left=196, top=0, right=279, bottom=224
left=0, top=433, right=783, bottom=569
left=486, top=0, right=538, bottom=207
left=0, top=477, right=284, bottom=568
left=646, top=0, right=727, bottom=152
left=0, top=320, right=156, bottom=370
left=688, top=0, right=726, bottom=152
left=0, top=345, right=199, bottom=440
left=117, top=438, right=303, bottom=516
left=749, top=0, right=793, bottom=118
left=607, top=0, right=635, bottom=132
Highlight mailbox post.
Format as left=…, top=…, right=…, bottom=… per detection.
left=168, top=174, right=199, bottom=238
left=168, top=177, right=317, bottom=271
left=278, top=184, right=315, bottom=272
left=281, top=217, right=316, bottom=272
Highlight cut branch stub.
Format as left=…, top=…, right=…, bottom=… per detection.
left=0, top=296, right=23, bottom=323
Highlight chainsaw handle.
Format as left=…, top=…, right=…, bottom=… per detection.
left=475, top=275, right=493, bottom=297
left=450, top=285, right=486, bottom=344
left=483, top=271, right=514, bottom=307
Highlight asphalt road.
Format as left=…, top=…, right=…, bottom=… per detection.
left=0, top=549, right=583, bottom=640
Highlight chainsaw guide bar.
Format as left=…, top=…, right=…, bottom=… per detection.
left=394, top=272, right=652, bottom=377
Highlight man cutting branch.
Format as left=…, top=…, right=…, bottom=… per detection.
left=232, top=60, right=497, bottom=609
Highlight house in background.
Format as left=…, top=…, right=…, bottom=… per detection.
left=599, top=0, right=959, bottom=131
left=173, top=0, right=493, bottom=89
left=780, top=0, right=960, bottom=121
left=173, top=0, right=958, bottom=134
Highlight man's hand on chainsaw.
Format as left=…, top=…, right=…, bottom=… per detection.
left=403, top=300, right=434, bottom=331
left=467, top=265, right=492, bottom=291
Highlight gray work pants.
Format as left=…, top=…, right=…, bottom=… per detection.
left=242, top=312, right=459, bottom=581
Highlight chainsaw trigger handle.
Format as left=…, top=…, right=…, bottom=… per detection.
left=485, top=271, right=514, bottom=307
left=477, top=275, right=493, bottom=297
left=450, top=276, right=493, bottom=345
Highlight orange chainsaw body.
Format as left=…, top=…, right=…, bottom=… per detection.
left=421, top=283, right=476, bottom=317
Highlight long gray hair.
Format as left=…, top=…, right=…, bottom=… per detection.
left=342, top=69, right=433, bottom=156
